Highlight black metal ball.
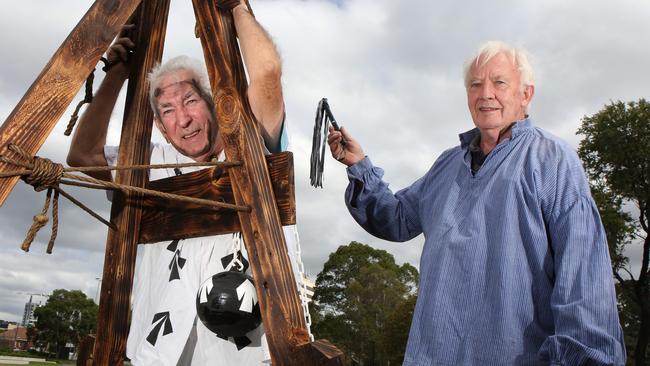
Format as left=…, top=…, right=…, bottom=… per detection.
left=196, top=271, right=262, bottom=337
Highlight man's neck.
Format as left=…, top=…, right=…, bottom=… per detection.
left=479, top=122, right=517, bottom=155
left=192, top=137, right=224, bottom=163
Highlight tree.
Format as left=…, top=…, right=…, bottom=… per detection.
left=382, top=294, right=417, bottom=365
left=577, top=99, right=650, bottom=365
left=310, top=241, right=418, bottom=365
left=32, top=289, right=98, bottom=359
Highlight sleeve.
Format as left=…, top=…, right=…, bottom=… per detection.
left=265, top=113, right=289, bottom=154
left=537, top=147, right=626, bottom=365
left=103, top=146, right=118, bottom=201
left=278, top=117, right=289, bottom=152
left=104, top=145, right=118, bottom=168
left=344, top=157, right=423, bottom=242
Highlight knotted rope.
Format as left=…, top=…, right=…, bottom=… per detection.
left=0, top=145, right=65, bottom=253
left=0, top=144, right=248, bottom=253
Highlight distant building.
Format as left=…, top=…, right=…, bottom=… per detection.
left=302, top=275, right=315, bottom=303
left=0, top=320, right=11, bottom=330
left=0, top=326, right=30, bottom=350
left=21, top=296, right=41, bottom=327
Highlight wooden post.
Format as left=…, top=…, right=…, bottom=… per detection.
left=91, top=1, right=171, bottom=365
left=0, top=0, right=142, bottom=206
left=192, top=1, right=343, bottom=364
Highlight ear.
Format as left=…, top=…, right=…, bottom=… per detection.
left=154, top=117, right=170, bottom=143
left=521, top=84, right=535, bottom=107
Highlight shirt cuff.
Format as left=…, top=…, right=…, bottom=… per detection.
left=346, top=156, right=372, bottom=179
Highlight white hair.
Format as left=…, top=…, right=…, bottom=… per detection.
left=463, top=41, right=534, bottom=90
left=148, top=56, right=213, bottom=118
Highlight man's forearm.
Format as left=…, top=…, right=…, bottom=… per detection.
left=67, top=64, right=128, bottom=180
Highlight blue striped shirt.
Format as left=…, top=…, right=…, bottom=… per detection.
left=344, top=118, right=625, bottom=365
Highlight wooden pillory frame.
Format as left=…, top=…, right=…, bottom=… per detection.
left=0, top=1, right=344, bottom=365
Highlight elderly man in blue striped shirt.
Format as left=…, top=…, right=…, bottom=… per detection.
left=327, top=41, right=626, bottom=365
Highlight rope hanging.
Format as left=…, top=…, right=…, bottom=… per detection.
left=63, top=57, right=114, bottom=136
left=309, top=98, right=343, bottom=188
left=0, top=143, right=248, bottom=253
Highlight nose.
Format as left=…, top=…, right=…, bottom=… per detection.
left=479, top=82, right=495, bottom=100
left=176, top=105, right=192, bottom=128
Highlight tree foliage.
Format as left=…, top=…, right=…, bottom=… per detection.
left=577, top=99, right=650, bottom=365
left=310, top=241, right=418, bottom=365
left=32, top=289, right=98, bottom=359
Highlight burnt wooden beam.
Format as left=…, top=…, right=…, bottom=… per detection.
left=0, top=0, right=143, bottom=207
left=192, top=1, right=343, bottom=364
left=92, top=1, right=171, bottom=365
left=139, top=151, right=296, bottom=243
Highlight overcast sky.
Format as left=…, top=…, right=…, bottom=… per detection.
left=1, top=0, right=648, bottom=322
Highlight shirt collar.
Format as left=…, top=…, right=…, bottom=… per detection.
left=459, top=116, right=533, bottom=150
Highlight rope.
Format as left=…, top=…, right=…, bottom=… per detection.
left=63, top=57, right=115, bottom=136
left=0, top=143, right=249, bottom=253
left=21, top=188, right=53, bottom=252
left=64, top=69, right=95, bottom=136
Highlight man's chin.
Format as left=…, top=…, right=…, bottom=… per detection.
left=474, top=119, right=508, bottom=130
left=172, top=144, right=212, bottom=161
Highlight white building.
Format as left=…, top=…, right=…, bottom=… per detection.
left=302, top=275, right=315, bottom=303
left=21, top=296, right=41, bottom=327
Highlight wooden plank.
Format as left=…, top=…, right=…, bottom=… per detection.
left=91, top=1, right=170, bottom=365
left=138, top=152, right=296, bottom=243
left=0, top=0, right=143, bottom=207
left=75, top=335, right=95, bottom=366
left=191, top=1, right=343, bottom=365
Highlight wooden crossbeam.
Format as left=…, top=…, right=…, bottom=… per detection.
left=0, top=0, right=142, bottom=206
left=139, top=152, right=296, bottom=243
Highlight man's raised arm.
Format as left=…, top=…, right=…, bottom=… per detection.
left=67, top=28, right=134, bottom=181
left=219, top=0, right=284, bottom=152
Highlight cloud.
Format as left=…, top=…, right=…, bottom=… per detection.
left=0, top=0, right=648, bottom=322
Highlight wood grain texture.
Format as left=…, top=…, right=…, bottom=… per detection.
left=298, top=340, right=347, bottom=366
left=139, top=152, right=296, bottom=243
left=91, top=1, right=170, bottom=365
left=192, top=1, right=343, bottom=364
left=75, top=335, right=95, bottom=366
left=0, top=0, right=143, bottom=207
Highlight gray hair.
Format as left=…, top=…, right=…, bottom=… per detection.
left=148, top=56, right=214, bottom=118
left=463, top=41, right=534, bottom=90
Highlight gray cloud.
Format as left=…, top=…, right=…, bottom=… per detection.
left=0, top=0, right=648, bottom=321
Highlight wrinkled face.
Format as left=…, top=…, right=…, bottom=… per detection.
left=466, top=52, right=534, bottom=131
left=153, top=70, right=218, bottom=162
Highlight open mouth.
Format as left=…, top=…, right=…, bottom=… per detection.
left=183, top=130, right=200, bottom=139
left=479, top=107, right=500, bottom=112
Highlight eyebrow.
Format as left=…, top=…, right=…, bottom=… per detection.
left=153, top=79, right=198, bottom=98
left=182, top=89, right=196, bottom=101
left=156, top=84, right=199, bottom=109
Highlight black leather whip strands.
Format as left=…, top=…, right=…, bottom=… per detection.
left=310, top=97, right=342, bottom=188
